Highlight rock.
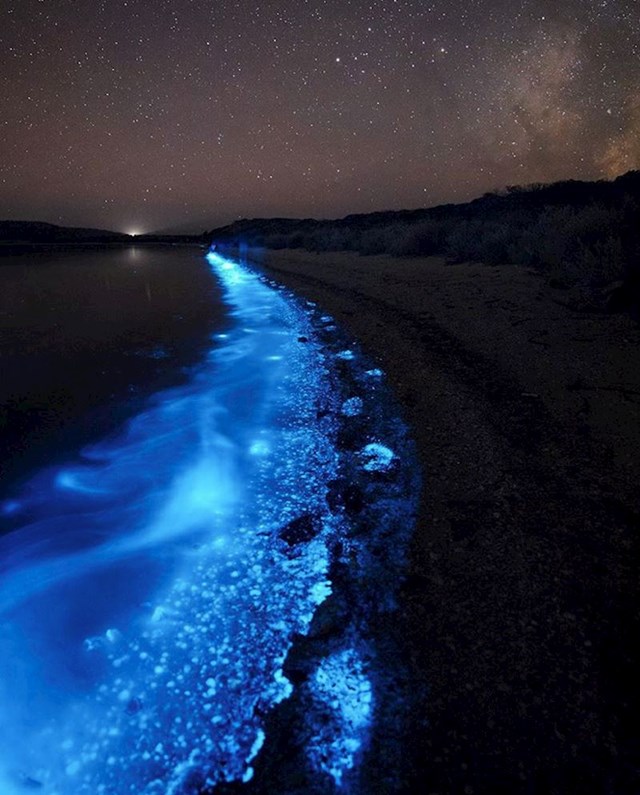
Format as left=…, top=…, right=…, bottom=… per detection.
left=326, top=478, right=365, bottom=515
left=305, top=595, right=347, bottom=640
left=336, top=421, right=366, bottom=452
left=125, top=697, right=143, bottom=715
left=278, top=513, right=321, bottom=546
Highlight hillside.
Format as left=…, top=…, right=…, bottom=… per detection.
left=209, top=171, right=640, bottom=315
left=0, top=220, right=130, bottom=245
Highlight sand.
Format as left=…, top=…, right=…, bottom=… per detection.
left=255, top=250, right=640, bottom=794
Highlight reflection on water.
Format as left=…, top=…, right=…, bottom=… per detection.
left=0, top=250, right=345, bottom=793
left=0, top=247, right=224, bottom=497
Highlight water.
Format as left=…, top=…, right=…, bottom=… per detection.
left=0, top=247, right=418, bottom=793
left=0, top=247, right=224, bottom=496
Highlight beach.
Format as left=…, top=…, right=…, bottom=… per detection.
left=255, top=249, right=640, bottom=793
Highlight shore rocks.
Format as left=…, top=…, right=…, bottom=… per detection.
left=278, top=513, right=322, bottom=547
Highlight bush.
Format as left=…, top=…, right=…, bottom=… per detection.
left=208, top=171, right=640, bottom=310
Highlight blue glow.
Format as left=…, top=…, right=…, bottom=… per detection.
left=1, top=499, right=20, bottom=515
left=307, top=648, right=374, bottom=786
left=248, top=439, right=271, bottom=457
left=359, top=442, right=396, bottom=472
left=0, top=250, right=345, bottom=793
left=341, top=396, right=364, bottom=417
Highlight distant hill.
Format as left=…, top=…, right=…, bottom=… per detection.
left=208, top=171, right=640, bottom=314
left=207, top=171, right=640, bottom=251
left=150, top=221, right=212, bottom=236
left=0, top=220, right=130, bottom=245
left=134, top=232, right=208, bottom=246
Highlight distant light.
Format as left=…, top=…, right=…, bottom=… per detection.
left=127, top=229, right=143, bottom=237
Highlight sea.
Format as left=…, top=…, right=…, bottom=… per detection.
left=0, top=246, right=418, bottom=794
left=0, top=247, right=226, bottom=498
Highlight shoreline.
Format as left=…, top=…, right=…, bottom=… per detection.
left=0, top=247, right=224, bottom=510
left=243, top=274, right=420, bottom=793
left=249, top=249, right=640, bottom=793
left=0, top=240, right=205, bottom=256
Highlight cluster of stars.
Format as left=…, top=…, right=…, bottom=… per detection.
left=0, top=0, right=638, bottom=231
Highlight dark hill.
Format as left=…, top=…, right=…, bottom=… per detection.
left=0, top=220, right=130, bottom=245
left=208, top=170, right=640, bottom=314
left=208, top=171, right=640, bottom=250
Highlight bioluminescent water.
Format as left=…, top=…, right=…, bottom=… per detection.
left=0, top=249, right=418, bottom=794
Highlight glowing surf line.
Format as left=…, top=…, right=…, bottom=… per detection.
left=0, top=251, right=344, bottom=793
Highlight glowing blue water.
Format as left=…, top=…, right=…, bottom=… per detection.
left=0, top=252, right=346, bottom=793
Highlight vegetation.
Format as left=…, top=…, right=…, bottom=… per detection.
left=0, top=222, right=206, bottom=251
left=209, top=171, right=640, bottom=314
left=0, top=220, right=131, bottom=245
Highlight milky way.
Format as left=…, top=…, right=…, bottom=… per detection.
left=1, top=0, right=638, bottom=231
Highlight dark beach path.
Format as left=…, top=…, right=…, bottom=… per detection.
left=253, top=249, right=640, bottom=794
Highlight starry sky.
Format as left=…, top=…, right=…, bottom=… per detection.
left=1, top=0, right=639, bottom=233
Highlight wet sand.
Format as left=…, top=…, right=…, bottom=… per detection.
left=254, top=250, right=640, bottom=794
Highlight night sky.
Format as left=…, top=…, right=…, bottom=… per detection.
left=1, top=0, right=638, bottom=233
